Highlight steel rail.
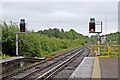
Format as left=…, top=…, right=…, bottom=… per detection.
left=36, top=49, right=84, bottom=80
left=2, top=47, right=82, bottom=80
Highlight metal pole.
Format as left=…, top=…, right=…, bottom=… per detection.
left=97, top=33, right=100, bottom=56
left=16, top=33, right=18, bottom=56
left=101, top=22, right=102, bottom=33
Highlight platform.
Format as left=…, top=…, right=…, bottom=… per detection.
left=69, top=57, right=119, bottom=79
left=69, top=57, right=94, bottom=78
left=0, top=56, right=24, bottom=64
left=99, top=58, right=118, bottom=79
left=91, top=57, right=101, bottom=78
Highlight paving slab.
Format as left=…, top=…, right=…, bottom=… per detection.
left=69, top=57, right=119, bottom=80
left=69, top=57, right=94, bottom=78
left=100, top=58, right=118, bottom=79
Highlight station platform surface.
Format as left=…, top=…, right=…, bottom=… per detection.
left=99, top=58, right=118, bottom=79
left=0, top=56, right=24, bottom=64
left=69, top=57, right=94, bottom=78
left=69, top=57, right=119, bottom=79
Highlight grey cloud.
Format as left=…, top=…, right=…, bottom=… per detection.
left=1, top=2, right=118, bottom=36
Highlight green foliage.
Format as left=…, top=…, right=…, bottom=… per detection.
left=118, top=32, right=120, bottom=44
left=89, top=35, right=97, bottom=42
left=38, top=28, right=89, bottom=42
left=2, top=22, right=19, bottom=56
left=89, top=32, right=120, bottom=44
left=1, top=23, right=89, bottom=57
left=107, top=32, right=120, bottom=44
left=0, top=51, right=10, bottom=59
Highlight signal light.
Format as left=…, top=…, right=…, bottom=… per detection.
left=89, top=22, right=95, bottom=33
left=20, top=19, right=25, bottom=32
left=89, top=18, right=95, bottom=33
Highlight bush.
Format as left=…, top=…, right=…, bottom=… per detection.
left=1, top=23, right=88, bottom=57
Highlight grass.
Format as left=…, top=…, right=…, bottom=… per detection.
left=42, top=45, right=82, bottom=58
left=0, top=52, right=10, bottom=59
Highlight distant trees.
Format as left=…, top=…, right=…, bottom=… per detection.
left=107, top=32, right=119, bottom=43
left=38, top=28, right=89, bottom=41
left=118, top=32, right=120, bottom=44
left=89, top=32, right=120, bottom=44
left=89, top=35, right=97, bottom=43
left=1, top=23, right=89, bottom=57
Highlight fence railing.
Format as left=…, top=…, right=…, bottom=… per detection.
left=90, top=44, right=120, bottom=58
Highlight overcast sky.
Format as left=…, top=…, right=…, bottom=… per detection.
left=0, top=0, right=119, bottom=36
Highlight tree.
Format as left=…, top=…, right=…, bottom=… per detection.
left=2, top=23, right=89, bottom=57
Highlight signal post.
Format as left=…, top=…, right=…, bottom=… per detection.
left=89, top=18, right=102, bottom=56
left=16, top=19, right=26, bottom=56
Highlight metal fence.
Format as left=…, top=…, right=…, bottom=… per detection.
left=90, top=44, right=120, bottom=58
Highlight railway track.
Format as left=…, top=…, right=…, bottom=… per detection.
left=2, top=46, right=84, bottom=80
left=53, top=45, right=90, bottom=79
left=37, top=49, right=85, bottom=80
left=36, top=46, right=90, bottom=80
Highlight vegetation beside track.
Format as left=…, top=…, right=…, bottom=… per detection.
left=1, top=22, right=89, bottom=57
left=0, top=52, right=10, bottom=59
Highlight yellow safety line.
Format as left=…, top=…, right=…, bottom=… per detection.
left=91, top=57, right=101, bottom=79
